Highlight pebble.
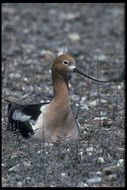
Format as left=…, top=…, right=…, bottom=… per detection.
left=96, top=171, right=102, bottom=176
left=11, top=151, right=25, bottom=159
left=8, top=164, right=20, bottom=172
left=2, top=163, right=5, bottom=167
left=92, top=117, right=113, bottom=127
left=96, top=157, right=105, bottom=164
left=9, top=73, right=21, bottom=79
left=117, top=159, right=124, bottom=167
left=103, top=165, right=120, bottom=175
left=26, top=176, right=32, bottom=182
left=17, top=181, right=23, bottom=187
left=61, top=172, right=67, bottom=177
left=23, top=161, right=31, bottom=169
left=118, top=82, right=124, bottom=90
left=60, top=12, right=80, bottom=21
left=117, top=147, right=125, bottom=154
left=78, top=182, right=88, bottom=187
left=86, top=147, right=94, bottom=152
left=87, top=152, right=92, bottom=156
left=35, top=182, right=46, bottom=187
left=2, top=177, right=8, bottom=183
left=67, top=32, right=80, bottom=42
left=106, top=174, right=117, bottom=181
left=86, top=147, right=94, bottom=156
left=86, top=177, right=102, bottom=184
left=94, top=54, right=107, bottom=62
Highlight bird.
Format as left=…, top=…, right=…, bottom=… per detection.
left=6, top=53, right=108, bottom=143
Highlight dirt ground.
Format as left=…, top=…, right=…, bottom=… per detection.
left=2, top=3, right=125, bottom=187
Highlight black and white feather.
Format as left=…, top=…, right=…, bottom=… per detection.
left=7, top=100, right=50, bottom=138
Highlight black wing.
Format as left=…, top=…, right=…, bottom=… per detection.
left=7, top=101, right=50, bottom=138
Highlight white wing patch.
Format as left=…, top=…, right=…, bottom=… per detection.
left=12, top=110, right=31, bottom=121
left=40, top=100, right=50, bottom=103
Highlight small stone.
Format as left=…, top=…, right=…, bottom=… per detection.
left=26, top=176, right=32, bottom=182
left=80, top=151, right=83, bottom=157
left=23, top=77, right=29, bottom=82
left=86, top=177, right=102, bottom=184
left=23, top=161, right=31, bottom=169
left=23, top=28, right=30, bottom=34
left=90, top=100, right=97, bottom=106
left=103, top=165, right=120, bottom=175
left=92, top=117, right=113, bottom=127
left=8, top=164, right=20, bottom=172
left=2, top=177, right=7, bottom=183
left=78, top=182, right=88, bottom=187
left=106, top=174, right=117, bottom=181
left=35, top=182, right=46, bottom=187
left=94, top=54, right=107, bottom=62
left=17, top=181, right=23, bottom=187
left=86, top=147, right=94, bottom=152
left=117, top=159, right=124, bottom=167
left=118, top=82, right=124, bottom=90
left=68, top=32, right=80, bottom=42
left=96, top=171, right=102, bottom=176
left=117, top=147, right=125, bottom=154
left=61, top=172, right=67, bottom=177
left=11, top=151, right=25, bottom=159
left=9, top=73, right=21, bottom=79
left=60, top=12, right=80, bottom=21
left=97, top=157, right=105, bottom=164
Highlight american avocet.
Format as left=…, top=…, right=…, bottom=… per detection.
left=7, top=54, right=108, bottom=142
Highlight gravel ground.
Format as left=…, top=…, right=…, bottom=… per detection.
left=2, top=3, right=125, bottom=187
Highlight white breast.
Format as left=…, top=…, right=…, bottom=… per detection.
left=33, top=104, right=48, bottom=131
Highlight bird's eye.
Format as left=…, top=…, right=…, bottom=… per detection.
left=63, top=60, right=69, bottom=65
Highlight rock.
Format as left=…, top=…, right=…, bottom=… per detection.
left=117, top=147, right=125, bottom=154
left=8, top=164, right=20, bottom=172
left=117, top=159, right=124, bottom=167
left=61, top=172, right=67, bottom=177
left=78, top=182, right=88, bottom=187
left=9, top=73, right=21, bottom=79
left=26, top=176, right=32, bottom=183
left=96, top=171, right=102, bottom=176
left=86, top=147, right=94, bottom=156
left=96, top=157, right=105, bottom=164
left=86, top=147, right=94, bottom=152
left=2, top=177, right=8, bottom=183
left=11, top=151, right=25, bottom=159
left=86, top=177, right=102, bottom=184
left=67, top=33, right=80, bottom=42
left=106, top=174, right=117, bottom=181
left=23, top=161, right=31, bottom=169
left=94, top=54, right=107, bottom=62
left=2, top=163, right=5, bottom=167
left=34, top=182, right=46, bottom=187
left=87, top=152, right=92, bottom=156
left=17, top=181, right=23, bottom=187
left=60, top=12, right=80, bottom=21
left=118, top=82, right=124, bottom=90
left=103, top=165, right=120, bottom=175
left=91, top=117, right=113, bottom=127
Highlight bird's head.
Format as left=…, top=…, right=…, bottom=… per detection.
left=52, top=54, right=108, bottom=83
